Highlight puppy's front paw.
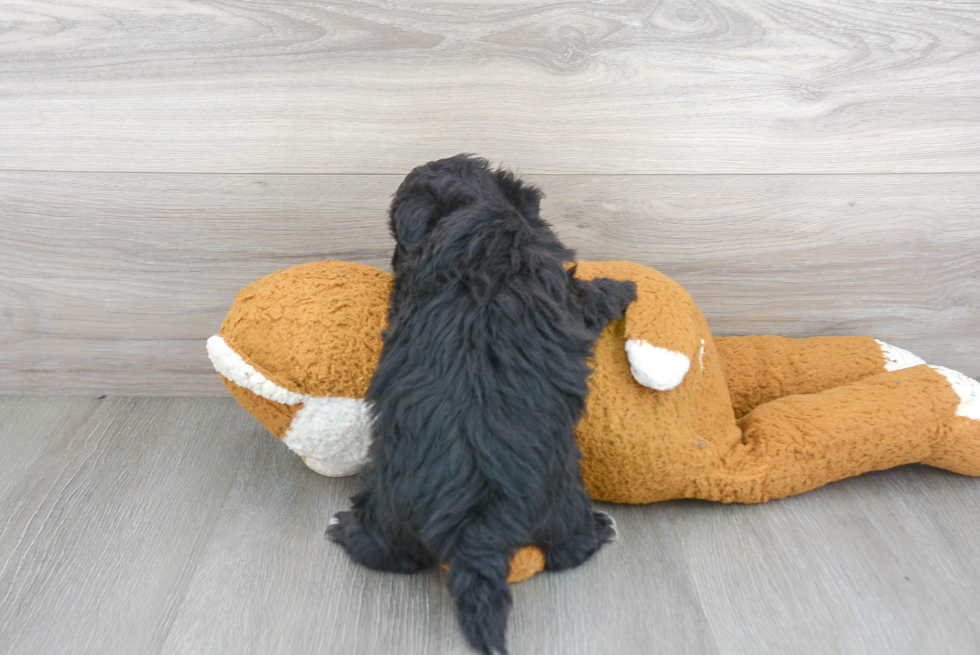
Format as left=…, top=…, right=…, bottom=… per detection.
left=326, top=510, right=354, bottom=544
left=614, top=280, right=638, bottom=313
left=625, top=340, right=690, bottom=391
left=594, top=278, right=637, bottom=311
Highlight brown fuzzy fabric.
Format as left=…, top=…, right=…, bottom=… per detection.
left=220, top=260, right=391, bottom=399
left=715, top=335, right=887, bottom=419
left=441, top=547, right=547, bottom=583
left=221, top=374, right=297, bottom=439
left=214, top=259, right=978, bottom=577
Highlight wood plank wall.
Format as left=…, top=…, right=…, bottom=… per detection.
left=1, top=0, right=978, bottom=394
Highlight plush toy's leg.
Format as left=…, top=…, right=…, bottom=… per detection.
left=327, top=493, right=434, bottom=574
left=698, top=364, right=980, bottom=503
left=922, top=366, right=980, bottom=475
left=714, top=335, right=924, bottom=418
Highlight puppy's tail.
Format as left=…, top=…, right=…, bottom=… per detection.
left=448, top=549, right=512, bottom=655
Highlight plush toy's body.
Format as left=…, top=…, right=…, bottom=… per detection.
left=208, top=259, right=980, bottom=581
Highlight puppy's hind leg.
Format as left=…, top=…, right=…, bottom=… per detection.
left=327, top=493, right=433, bottom=574
left=537, top=488, right=617, bottom=572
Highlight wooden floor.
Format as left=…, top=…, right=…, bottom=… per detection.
left=2, top=395, right=979, bottom=655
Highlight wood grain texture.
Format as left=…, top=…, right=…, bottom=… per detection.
left=666, top=468, right=980, bottom=653
left=3, top=397, right=980, bottom=654
left=0, top=397, right=255, bottom=655
left=0, top=397, right=100, bottom=514
left=2, top=0, right=979, bottom=174
left=2, top=171, right=977, bottom=394
left=160, top=431, right=717, bottom=655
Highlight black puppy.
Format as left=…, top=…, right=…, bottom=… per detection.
left=328, top=155, right=637, bottom=654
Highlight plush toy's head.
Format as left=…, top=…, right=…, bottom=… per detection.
left=209, top=259, right=744, bottom=498
left=208, top=260, right=391, bottom=476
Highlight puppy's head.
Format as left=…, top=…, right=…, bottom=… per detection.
left=388, top=154, right=545, bottom=273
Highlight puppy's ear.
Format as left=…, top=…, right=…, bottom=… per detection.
left=390, top=155, right=484, bottom=248
left=390, top=194, right=438, bottom=249
left=493, top=168, right=543, bottom=222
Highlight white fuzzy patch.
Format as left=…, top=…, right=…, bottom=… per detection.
left=930, top=366, right=980, bottom=421
left=625, top=340, right=691, bottom=391
left=283, top=396, right=373, bottom=476
left=207, top=334, right=372, bottom=477
left=206, top=335, right=306, bottom=405
left=876, top=339, right=926, bottom=371
left=699, top=338, right=706, bottom=371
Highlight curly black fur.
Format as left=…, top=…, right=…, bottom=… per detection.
left=328, top=155, right=637, bottom=654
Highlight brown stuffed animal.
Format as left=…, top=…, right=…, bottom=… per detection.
left=208, top=259, right=980, bottom=582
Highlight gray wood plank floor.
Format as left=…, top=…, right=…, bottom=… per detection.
left=2, top=396, right=980, bottom=655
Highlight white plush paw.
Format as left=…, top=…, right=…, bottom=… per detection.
left=283, top=396, right=374, bottom=477
left=930, top=366, right=980, bottom=421
left=625, top=340, right=691, bottom=391
left=207, top=335, right=372, bottom=477
left=876, top=340, right=927, bottom=371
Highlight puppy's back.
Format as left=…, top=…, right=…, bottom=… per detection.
left=360, top=154, right=620, bottom=655
left=368, top=201, right=595, bottom=535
